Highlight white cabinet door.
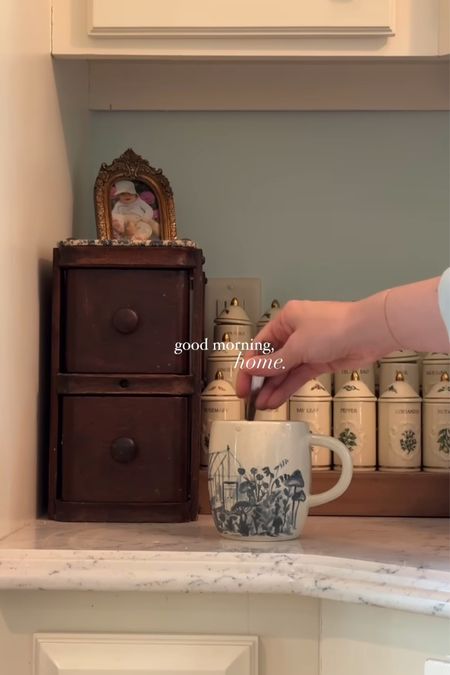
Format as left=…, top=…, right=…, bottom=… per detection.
left=53, top=0, right=444, bottom=58
left=88, top=0, right=395, bottom=38
left=34, top=633, right=258, bottom=674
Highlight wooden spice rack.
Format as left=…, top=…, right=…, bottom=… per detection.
left=199, top=467, right=450, bottom=517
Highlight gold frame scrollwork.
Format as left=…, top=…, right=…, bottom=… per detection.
left=94, top=148, right=177, bottom=241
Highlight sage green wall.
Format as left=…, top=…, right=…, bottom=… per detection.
left=80, top=112, right=449, bottom=306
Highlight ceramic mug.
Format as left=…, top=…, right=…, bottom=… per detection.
left=208, top=420, right=353, bottom=541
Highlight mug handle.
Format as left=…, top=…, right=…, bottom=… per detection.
left=308, top=434, right=353, bottom=508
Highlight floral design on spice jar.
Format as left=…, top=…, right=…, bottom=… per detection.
left=209, top=449, right=306, bottom=537
left=387, top=420, right=421, bottom=461
left=437, top=428, right=450, bottom=455
left=311, top=383, right=326, bottom=392
left=338, top=428, right=358, bottom=452
left=400, top=429, right=418, bottom=455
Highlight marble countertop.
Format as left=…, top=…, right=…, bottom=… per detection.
left=0, top=516, right=448, bottom=617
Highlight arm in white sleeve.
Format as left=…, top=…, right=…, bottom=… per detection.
left=352, top=274, right=450, bottom=355
left=438, top=267, right=450, bottom=340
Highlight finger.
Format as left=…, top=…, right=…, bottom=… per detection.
left=248, top=312, right=294, bottom=354
left=256, top=362, right=330, bottom=409
left=253, top=363, right=332, bottom=409
left=234, top=346, right=260, bottom=398
left=254, top=370, right=292, bottom=407
left=235, top=368, right=252, bottom=398
left=242, top=336, right=301, bottom=378
left=235, top=339, right=287, bottom=398
left=251, top=318, right=285, bottom=345
left=260, top=364, right=324, bottom=409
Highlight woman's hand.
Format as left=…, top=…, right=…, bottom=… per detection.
left=236, top=294, right=397, bottom=410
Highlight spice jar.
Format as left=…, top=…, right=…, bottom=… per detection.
left=378, top=371, right=421, bottom=471
left=379, top=350, right=419, bottom=395
left=334, top=365, right=375, bottom=394
left=256, top=299, right=281, bottom=332
left=289, top=379, right=332, bottom=469
left=333, top=371, right=376, bottom=471
left=213, top=297, right=253, bottom=343
left=423, top=372, right=450, bottom=472
left=422, top=353, right=450, bottom=396
left=206, top=333, right=241, bottom=389
left=201, top=371, right=242, bottom=466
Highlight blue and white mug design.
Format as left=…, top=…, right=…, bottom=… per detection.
left=208, top=421, right=353, bottom=541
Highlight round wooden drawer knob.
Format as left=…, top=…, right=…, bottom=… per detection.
left=110, top=437, right=137, bottom=463
left=112, top=308, right=139, bottom=334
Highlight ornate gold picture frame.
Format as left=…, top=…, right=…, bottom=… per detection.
left=94, top=148, right=177, bottom=241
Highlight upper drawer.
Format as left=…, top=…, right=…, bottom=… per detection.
left=64, top=268, right=189, bottom=373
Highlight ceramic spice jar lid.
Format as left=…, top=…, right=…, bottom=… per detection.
left=380, top=371, right=421, bottom=401
left=291, top=379, right=332, bottom=401
left=421, top=352, right=450, bottom=396
left=334, top=370, right=376, bottom=401
left=425, top=371, right=450, bottom=400
left=215, top=297, right=252, bottom=326
left=201, top=369, right=239, bottom=399
left=334, top=365, right=375, bottom=395
left=257, top=299, right=281, bottom=330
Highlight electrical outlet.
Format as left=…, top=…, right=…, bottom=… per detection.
left=205, top=278, right=262, bottom=345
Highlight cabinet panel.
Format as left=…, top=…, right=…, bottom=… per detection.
left=61, top=396, right=189, bottom=503
left=320, top=600, right=450, bottom=675
left=88, top=0, right=395, bottom=37
left=34, top=633, right=258, bottom=674
left=64, top=268, right=190, bottom=374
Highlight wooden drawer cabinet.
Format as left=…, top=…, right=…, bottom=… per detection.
left=49, top=245, right=205, bottom=522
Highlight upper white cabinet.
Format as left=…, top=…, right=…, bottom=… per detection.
left=52, top=0, right=447, bottom=58
left=87, top=0, right=395, bottom=38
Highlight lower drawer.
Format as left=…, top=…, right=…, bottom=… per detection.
left=61, top=396, right=189, bottom=503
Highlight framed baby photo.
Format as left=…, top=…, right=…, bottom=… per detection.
left=94, top=148, right=177, bottom=242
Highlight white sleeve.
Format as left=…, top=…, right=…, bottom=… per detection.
left=438, top=267, right=450, bottom=339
